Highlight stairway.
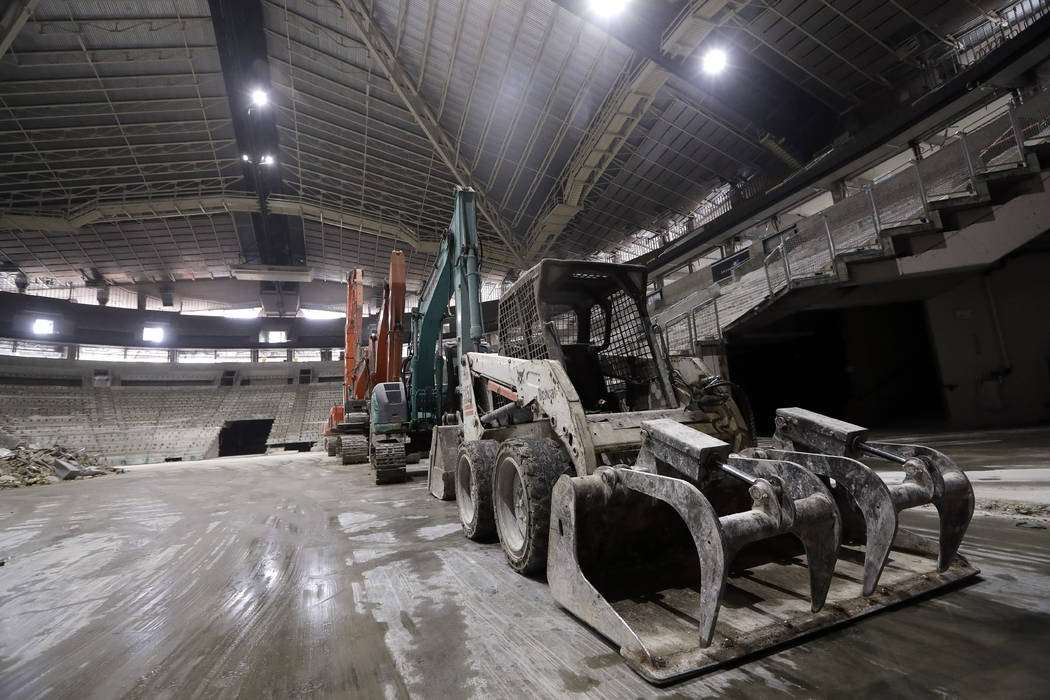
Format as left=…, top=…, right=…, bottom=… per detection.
left=656, top=93, right=1050, bottom=350
left=268, top=385, right=309, bottom=445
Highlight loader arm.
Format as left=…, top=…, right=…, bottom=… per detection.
left=463, top=352, right=597, bottom=476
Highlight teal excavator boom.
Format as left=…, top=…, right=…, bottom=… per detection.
left=407, top=186, right=487, bottom=438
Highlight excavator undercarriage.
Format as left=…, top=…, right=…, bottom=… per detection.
left=322, top=254, right=410, bottom=483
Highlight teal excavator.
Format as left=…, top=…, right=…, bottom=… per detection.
left=401, top=186, right=487, bottom=477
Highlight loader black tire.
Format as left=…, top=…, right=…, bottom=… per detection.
left=492, top=437, right=573, bottom=576
left=456, top=440, right=499, bottom=541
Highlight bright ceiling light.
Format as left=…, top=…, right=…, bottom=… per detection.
left=300, top=308, right=345, bottom=320
left=142, top=326, right=165, bottom=343
left=260, top=154, right=275, bottom=166
left=241, top=153, right=250, bottom=162
left=224, top=307, right=262, bottom=319
left=32, top=318, right=54, bottom=335
left=250, top=88, right=269, bottom=107
left=589, top=0, right=628, bottom=18
left=702, top=48, right=728, bottom=75
left=182, top=307, right=261, bottom=318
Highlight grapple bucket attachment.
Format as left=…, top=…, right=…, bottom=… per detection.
left=548, top=418, right=978, bottom=685
left=773, top=407, right=976, bottom=573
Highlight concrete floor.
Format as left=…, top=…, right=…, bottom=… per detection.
left=1, top=430, right=1049, bottom=699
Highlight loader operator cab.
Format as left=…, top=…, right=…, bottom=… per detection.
left=497, top=260, right=675, bottom=413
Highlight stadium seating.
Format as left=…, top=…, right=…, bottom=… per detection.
left=0, top=357, right=344, bottom=465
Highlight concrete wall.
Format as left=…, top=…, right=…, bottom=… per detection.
left=925, top=249, right=1050, bottom=427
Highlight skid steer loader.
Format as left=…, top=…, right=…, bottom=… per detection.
left=433, top=256, right=978, bottom=684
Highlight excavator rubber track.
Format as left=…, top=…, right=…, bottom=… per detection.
left=340, top=435, right=369, bottom=465
left=372, top=441, right=407, bottom=484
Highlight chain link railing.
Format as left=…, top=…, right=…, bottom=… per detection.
left=1013, top=87, right=1050, bottom=143
left=664, top=314, right=694, bottom=355
left=764, top=245, right=789, bottom=295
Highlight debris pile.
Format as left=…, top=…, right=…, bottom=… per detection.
left=0, top=444, right=124, bottom=488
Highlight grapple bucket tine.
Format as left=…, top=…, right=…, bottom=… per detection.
left=548, top=475, right=653, bottom=665
left=797, top=520, right=838, bottom=611
left=542, top=418, right=977, bottom=684
left=867, top=442, right=975, bottom=571
left=760, top=449, right=897, bottom=596
left=773, top=410, right=976, bottom=573
left=615, top=468, right=728, bottom=646
left=727, top=456, right=842, bottom=611
left=935, top=471, right=976, bottom=571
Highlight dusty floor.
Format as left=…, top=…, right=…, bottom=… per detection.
left=1, top=429, right=1049, bottom=699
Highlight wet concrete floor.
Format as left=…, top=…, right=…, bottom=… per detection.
left=1, top=443, right=1048, bottom=699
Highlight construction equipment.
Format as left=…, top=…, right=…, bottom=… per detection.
left=425, top=190, right=977, bottom=684
left=366, top=250, right=410, bottom=484
left=320, top=252, right=410, bottom=483
left=321, top=269, right=370, bottom=465
left=404, top=185, right=487, bottom=498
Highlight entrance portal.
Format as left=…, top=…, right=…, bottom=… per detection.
left=218, top=419, right=274, bottom=456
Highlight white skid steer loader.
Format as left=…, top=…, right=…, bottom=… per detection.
left=429, top=258, right=977, bottom=684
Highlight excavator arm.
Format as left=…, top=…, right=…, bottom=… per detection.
left=409, top=187, right=486, bottom=426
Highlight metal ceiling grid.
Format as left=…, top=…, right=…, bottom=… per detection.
left=539, top=0, right=1017, bottom=265
left=0, top=0, right=1028, bottom=306
left=0, top=0, right=240, bottom=215
left=262, top=1, right=467, bottom=285
left=300, top=217, right=436, bottom=295
left=537, top=80, right=776, bottom=260
left=376, top=0, right=632, bottom=238
left=0, top=212, right=242, bottom=284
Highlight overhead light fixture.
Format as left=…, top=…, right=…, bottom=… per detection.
left=300, top=308, right=345, bottom=320
left=32, top=318, right=54, bottom=335
left=250, top=88, right=269, bottom=107
left=182, top=307, right=262, bottom=318
left=241, top=153, right=251, bottom=162
left=260, top=154, right=275, bottom=166
left=231, top=264, right=312, bottom=282
left=142, top=326, right=165, bottom=343
left=589, top=0, right=627, bottom=17
left=701, top=48, right=728, bottom=75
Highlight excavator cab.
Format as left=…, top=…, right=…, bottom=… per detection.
left=497, top=260, right=676, bottom=414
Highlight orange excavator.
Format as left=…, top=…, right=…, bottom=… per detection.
left=322, top=267, right=369, bottom=464
left=321, top=251, right=409, bottom=483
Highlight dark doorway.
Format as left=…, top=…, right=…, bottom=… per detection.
left=218, top=419, right=274, bottom=456
left=728, top=302, right=946, bottom=434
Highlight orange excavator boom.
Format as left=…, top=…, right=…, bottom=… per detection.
left=370, top=251, right=406, bottom=386
left=344, top=268, right=367, bottom=407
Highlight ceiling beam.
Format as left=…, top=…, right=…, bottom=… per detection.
left=0, top=193, right=424, bottom=248
left=0, top=0, right=39, bottom=57
left=208, top=0, right=305, bottom=268
left=525, top=1, right=738, bottom=261
left=333, top=0, right=525, bottom=266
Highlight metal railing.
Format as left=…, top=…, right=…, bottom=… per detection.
left=667, top=103, right=1033, bottom=345
left=600, top=3, right=1050, bottom=273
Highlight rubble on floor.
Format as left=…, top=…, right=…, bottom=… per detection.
left=975, top=498, right=1050, bottom=522
left=0, top=444, right=125, bottom=488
